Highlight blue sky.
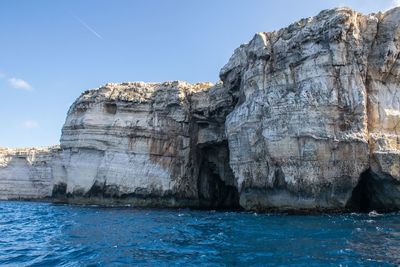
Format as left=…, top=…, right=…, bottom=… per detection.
left=0, top=0, right=397, bottom=147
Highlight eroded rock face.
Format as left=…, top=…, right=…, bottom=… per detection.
left=1, top=7, right=400, bottom=212
left=220, top=7, right=400, bottom=211
left=0, top=147, right=59, bottom=199
left=366, top=8, right=400, bottom=210
left=55, top=81, right=239, bottom=208
left=220, top=8, right=374, bottom=210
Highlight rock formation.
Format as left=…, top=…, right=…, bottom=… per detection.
left=54, top=81, right=239, bottom=208
left=1, top=7, right=400, bottom=212
left=221, top=8, right=374, bottom=210
left=218, top=7, right=400, bottom=211
left=0, top=147, right=59, bottom=200
left=363, top=8, right=400, bottom=210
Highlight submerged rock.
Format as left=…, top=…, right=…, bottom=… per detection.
left=1, top=7, right=400, bottom=212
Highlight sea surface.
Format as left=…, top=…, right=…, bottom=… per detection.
left=0, top=201, right=399, bottom=266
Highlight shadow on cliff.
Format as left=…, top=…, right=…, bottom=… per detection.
left=346, top=169, right=400, bottom=213
left=196, top=141, right=240, bottom=209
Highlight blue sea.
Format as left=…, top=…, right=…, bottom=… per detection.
left=0, top=201, right=399, bottom=266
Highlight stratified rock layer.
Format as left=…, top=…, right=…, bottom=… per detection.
left=0, top=147, right=59, bottom=199
left=218, top=7, right=400, bottom=211
left=55, top=81, right=239, bottom=208
left=1, top=7, right=400, bottom=212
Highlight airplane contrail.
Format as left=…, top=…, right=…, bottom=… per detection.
left=74, top=16, right=103, bottom=40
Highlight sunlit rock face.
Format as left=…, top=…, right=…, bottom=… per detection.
left=0, top=147, right=59, bottom=199
left=55, top=81, right=239, bottom=208
left=220, top=7, right=400, bottom=211
left=366, top=8, right=400, bottom=210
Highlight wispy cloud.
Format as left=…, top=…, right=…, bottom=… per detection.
left=22, top=120, right=39, bottom=129
left=0, top=72, right=33, bottom=91
left=8, top=77, right=33, bottom=90
left=74, top=16, right=103, bottom=40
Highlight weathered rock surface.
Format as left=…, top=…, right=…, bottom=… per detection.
left=0, top=147, right=59, bottom=200
left=219, top=7, right=400, bottom=211
left=220, top=8, right=373, bottom=210
left=365, top=8, right=400, bottom=210
left=1, top=7, right=400, bottom=212
left=55, top=81, right=239, bottom=208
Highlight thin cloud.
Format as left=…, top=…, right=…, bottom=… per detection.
left=8, top=77, right=33, bottom=90
left=74, top=16, right=103, bottom=40
left=22, top=120, right=39, bottom=129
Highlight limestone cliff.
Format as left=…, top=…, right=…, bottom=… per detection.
left=220, top=7, right=400, bottom=211
left=54, top=81, right=239, bottom=208
left=1, top=7, right=400, bottom=212
left=0, top=147, right=59, bottom=200
left=365, top=8, right=400, bottom=210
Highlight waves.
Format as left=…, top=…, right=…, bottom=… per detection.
left=0, top=201, right=399, bottom=266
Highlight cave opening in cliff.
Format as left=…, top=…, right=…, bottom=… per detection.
left=197, top=141, right=240, bottom=210
left=347, top=169, right=375, bottom=212
left=104, top=102, right=117, bottom=114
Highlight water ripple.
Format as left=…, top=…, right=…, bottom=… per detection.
left=0, top=201, right=399, bottom=266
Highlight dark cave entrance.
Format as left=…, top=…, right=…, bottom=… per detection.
left=347, top=168, right=400, bottom=213
left=346, top=169, right=374, bottom=212
left=197, top=141, right=240, bottom=209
